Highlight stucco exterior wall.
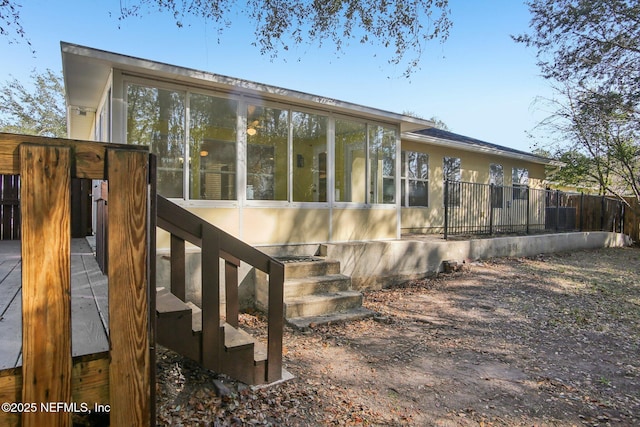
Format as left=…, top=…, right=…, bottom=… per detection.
left=156, top=204, right=397, bottom=248
left=400, top=139, right=548, bottom=234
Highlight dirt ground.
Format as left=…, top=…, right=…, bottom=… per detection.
left=156, top=246, right=640, bottom=426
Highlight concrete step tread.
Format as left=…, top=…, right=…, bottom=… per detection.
left=284, top=273, right=350, bottom=286
left=287, top=307, right=376, bottom=331
left=285, top=290, right=362, bottom=305
left=284, top=259, right=341, bottom=278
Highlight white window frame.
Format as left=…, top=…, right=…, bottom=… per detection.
left=119, top=74, right=400, bottom=210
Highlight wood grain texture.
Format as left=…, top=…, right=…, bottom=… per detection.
left=201, top=226, right=221, bottom=372
left=267, top=260, right=284, bottom=383
left=20, top=144, right=72, bottom=427
left=107, top=149, right=150, bottom=426
left=0, top=354, right=110, bottom=427
left=0, top=132, right=147, bottom=178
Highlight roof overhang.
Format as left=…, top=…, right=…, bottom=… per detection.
left=61, top=42, right=434, bottom=138
left=403, top=131, right=565, bottom=167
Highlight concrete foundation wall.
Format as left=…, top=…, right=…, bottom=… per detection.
left=321, top=232, right=631, bottom=290
left=156, top=232, right=631, bottom=308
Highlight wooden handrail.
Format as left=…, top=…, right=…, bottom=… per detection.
left=156, top=196, right=279, bottom=273
left=156, top=194, right=284, bottom=383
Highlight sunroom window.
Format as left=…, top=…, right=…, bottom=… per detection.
left=335, top=119, right=366, bottom=203
left=189, top=93, right=238, bottom=200
left=292, top=111, right=328, bottom=202
left=246, top=105, right=289, bottom=201
left=127, top=84, right=185, bottom=198
left=369, top=125, right=396, bottom=204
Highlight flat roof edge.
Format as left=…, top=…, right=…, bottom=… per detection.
left=403, top=132, right=563, bottom=166
left=61, top=42, right=434, bottom=131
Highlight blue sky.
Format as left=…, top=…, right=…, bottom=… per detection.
left=0, top=0, right=553, bottom=152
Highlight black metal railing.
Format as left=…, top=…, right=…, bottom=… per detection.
left=444, top=181, right=625, bottom=239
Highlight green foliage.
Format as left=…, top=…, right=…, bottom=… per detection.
left=0, top=69, right=67, bottom=138
left=517, top=0, right=640, bottom=203
left=117, top=0, right=452, bottom=78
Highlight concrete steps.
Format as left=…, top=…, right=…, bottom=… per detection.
left=282, top=258, right=374, bottom=330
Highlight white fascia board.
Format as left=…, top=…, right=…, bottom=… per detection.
left=402, top=132, right=565, bottom=167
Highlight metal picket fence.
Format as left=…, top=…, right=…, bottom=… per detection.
left=444, top=181, right=625, bottom=239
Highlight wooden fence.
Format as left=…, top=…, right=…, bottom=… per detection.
left=0, top=175, right=92, bottom=241
left=0, top=175, right=20, bottom=240
left=624, top=197, right=640, bottom=243
left=0, top=133, right=154, bottom=426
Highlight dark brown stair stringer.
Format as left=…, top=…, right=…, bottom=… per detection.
left=155, top=288, right=268, bottom=385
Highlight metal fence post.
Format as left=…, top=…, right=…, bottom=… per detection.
left=444, top=180, right=449, bottom=240
left=489, top=183, right=494, bottom=235
left=526, top=185, right=530, bottom=234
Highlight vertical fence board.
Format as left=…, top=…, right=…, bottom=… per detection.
left=107, top=149, right=150, bottom=427
left=20, top=144, right=72, bottom=427
left=623, top=197, right=639, bottom=241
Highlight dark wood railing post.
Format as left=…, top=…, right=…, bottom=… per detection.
left=267, top=260, right=284, bottom=383
left=224, top=253, right=241, bottom=328
left=170, top=235, right=186, bottom=301
left=201, top=226, right=222, bottom=371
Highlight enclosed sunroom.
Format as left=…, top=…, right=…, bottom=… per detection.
left=62, top=42, right=434, bottom=247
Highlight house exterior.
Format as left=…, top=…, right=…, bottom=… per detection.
left=61, top=42, right=557, bottom=249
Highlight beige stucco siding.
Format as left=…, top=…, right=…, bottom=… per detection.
left=400, top=140, right=548, bottom=233
left=331, top=208, right=397, bottom=241
left=243, top=207, right=330, bottom=245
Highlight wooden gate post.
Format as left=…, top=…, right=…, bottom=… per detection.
left=107, top=149, right=151, bottom=426
left=20, top=144, right=72, bottom=427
